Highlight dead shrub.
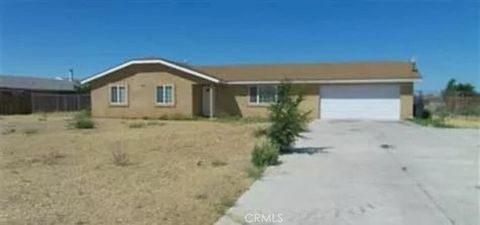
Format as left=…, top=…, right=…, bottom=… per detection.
left=38, top=113, right=48, bottom=122
left=2, top=127, right=16, bottom=135
left=112, top=150, right=130, bottom=166
left=40, top=152, right=66, bottom=166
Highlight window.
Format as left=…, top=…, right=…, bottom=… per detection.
left=156, top=84, right=174, bottom=105
left=110, top=85, right=127, bottom=105
left=249, top=85, right=277, bottom=105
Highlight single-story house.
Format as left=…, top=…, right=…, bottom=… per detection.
left=81, top=58, right=421, bottom=120
left=0, top=74, right=88, bottom=114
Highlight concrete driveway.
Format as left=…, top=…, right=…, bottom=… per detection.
left=216, top=121, right=479, bottom=225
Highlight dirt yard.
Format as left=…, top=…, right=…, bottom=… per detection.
left=444, top=115, right=480, bottom=128
left=0, top=114, right=263, bottom=225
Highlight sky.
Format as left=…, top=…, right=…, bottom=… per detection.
left=0, top=0, right=478, bottom=93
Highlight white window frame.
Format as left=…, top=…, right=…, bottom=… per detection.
left=248, top=85, right=278, bottom=105
left=109, top=84, right=128, bottom=106
left=155, top=84, right=175, bottom=106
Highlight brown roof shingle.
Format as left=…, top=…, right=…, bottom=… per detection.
left=197, top=61, right=420, bottom=82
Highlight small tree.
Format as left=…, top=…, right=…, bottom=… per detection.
left=74, top=81, right=90, bottom=94
left=442, top=78, right=477, bottom=98
left=267, top=82, right=310, bottom=153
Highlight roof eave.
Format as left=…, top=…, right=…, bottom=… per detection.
left=81, top=59, right=221, bottom=84
left=225, top=78, right=421, bottom=85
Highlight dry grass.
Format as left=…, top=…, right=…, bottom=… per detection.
left=444, top=116, right=480, bottom=128
left=0, top=114, right=261, bottom=225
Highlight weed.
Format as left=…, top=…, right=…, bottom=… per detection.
left=211, top=160, right=228, bottom=167
left=146, top=121, right=166, bottom=126
left=251, top=140, right=279, bottom=167
left=40, top=152, right=66, bottom=166
left=2, top=127, right=16, bottom=135
left=38, top=113, right=48, bottom=122
left=215, top=197, right=236, bottom=215
left=128, top=121, right=165, bottom=128
left=215, top=116, right=268, bottom=124
left=112, top=150, right=129, bottom=166
left=252, top=127, right=268, bottom=138
left=158, top=114, right=169, bottom=120
left=194, top=193, right=208, bottom=200
left=241, top=116, right=269, bottom=123
left=170, top=113, right=194, bottom=120
left=409, top=118, right=455, bottom=128
left=70, top=111, right=95, bottom=129
left=74, top=118, right=95, bottom=129
left=128, top=122, right=146, bottom=128
left=245, top=165, right=265, bottom=180
left=23, top=128, right=39, bottom=135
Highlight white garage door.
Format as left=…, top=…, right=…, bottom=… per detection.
left=320, top=84, right=400, bottom=120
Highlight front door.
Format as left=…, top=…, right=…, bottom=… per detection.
left=202, top=86, right=213, bottom=117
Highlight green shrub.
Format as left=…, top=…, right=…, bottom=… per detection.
left=71, top=111, right=95, bottom=129
left=251, top=140, right=279, bottom=167
left=73, top=117, right=95, bottom=129
left=267, top=83, right=310, bottom=152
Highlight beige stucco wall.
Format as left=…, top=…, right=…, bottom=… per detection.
left=90, top=64, right=208, bottom=118
left=214, top=82, right=413, bottom=120
left=214, top=84, right=319, bottom=119
left=400, top=82, right=414, bottom=119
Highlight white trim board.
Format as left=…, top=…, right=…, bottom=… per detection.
left=225, top=78, right=420, bottom=85
left=81, top=59, right=221, bottom=84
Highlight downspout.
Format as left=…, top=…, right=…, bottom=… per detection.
left=209, top=85, right=214, bottom=118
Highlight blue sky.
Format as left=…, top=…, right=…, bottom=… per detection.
left=0, top=0, right=478, bottom=93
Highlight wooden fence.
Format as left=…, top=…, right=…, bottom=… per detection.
left=0, top=91, right=90, bottom=114
left=31, top=93, right=90, bottom=112
left=444, top=96, right=480, bottom=115
left=0, top=90, right=31, bottom=114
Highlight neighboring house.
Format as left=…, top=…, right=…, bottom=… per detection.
left=0, top=75, right=88, bottom=114
left=81, top=58, right=421, bottom=120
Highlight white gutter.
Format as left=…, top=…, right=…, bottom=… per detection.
left=81, top=59, right=221, bottom=84
left=225, top=78, right=421, bottom=85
